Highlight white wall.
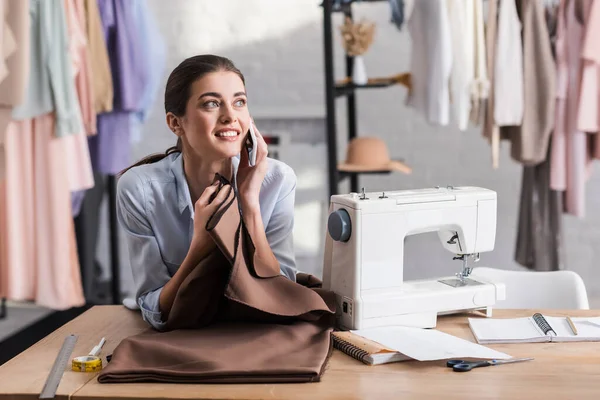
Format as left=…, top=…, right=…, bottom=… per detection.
left=102, top=0, right=600, bottom=302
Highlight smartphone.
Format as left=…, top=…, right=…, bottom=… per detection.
left=245, top=123, right=258, bottom=167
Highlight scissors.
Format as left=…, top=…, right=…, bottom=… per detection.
left=446, top=357, right=534, bottom=372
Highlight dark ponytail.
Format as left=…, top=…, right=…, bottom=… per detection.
left=118, top=55, right=245, bottom=177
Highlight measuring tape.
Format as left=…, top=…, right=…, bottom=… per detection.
left=71, top=337, right=106, bottom=373
left=71, top=355, right=103, bottom=372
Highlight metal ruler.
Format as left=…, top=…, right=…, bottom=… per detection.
left=39, top=334, right=78, bottom=399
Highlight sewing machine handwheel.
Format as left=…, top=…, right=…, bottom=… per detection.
left=328, top=209, right=351, bottom=242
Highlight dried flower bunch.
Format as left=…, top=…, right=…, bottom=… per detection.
left=339, top=16, right=375, bottom=56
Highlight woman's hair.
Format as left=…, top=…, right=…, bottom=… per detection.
left=118, top=55, right=245, bottom=176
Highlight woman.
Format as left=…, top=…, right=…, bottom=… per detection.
left=117, top=55, right=297, bottom=331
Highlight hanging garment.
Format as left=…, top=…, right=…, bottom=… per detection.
left=65, top=0, right=97, bottom=136
left=448, top=0, right=474, bottom=131
left=406, top=0, right=452, bottom=126
left=389, top=0, right=405, bottom=30
left=447, top=0, right=488, bottom=131
left=499, top=0, right=556, bottom=166
left=469, top=0, right=489, bottom=126
left=84, top=0, right=113, bottom=114
left=11, top=0, right=83, bottom=139
left=0, top=0, right=30, bottom=180
left=550, top=0, right=589, bottom=217
left=88, top=0, right=149, bottom=175
left=515, top=143, right=564, bottom=271
left=0, top=116, right=85, bottom=309
left=493, top=0, right=524, bottom=127
left=0, top=0, right=17, bottom=84
left=482, top=0, right=501, bottom=168
left=129, top=0, right=166, bottom=144
left=577, top=0, right=600, bottom=160
left=61, top=0, right=96, bottom=218
left=97, top=181, right=336, bottom=384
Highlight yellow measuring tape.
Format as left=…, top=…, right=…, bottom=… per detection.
left=71, top=355, right=103, bottom=372
left=71, top=337, right=106, bottom=373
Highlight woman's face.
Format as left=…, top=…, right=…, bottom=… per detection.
left=175, top=71, right=250, bottom=161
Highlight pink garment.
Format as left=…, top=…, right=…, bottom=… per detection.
left=550, top=0, right=590, bottom=218
left=65, top=0, right=96, bottom=135
left=62, top=0, right=94, bottom=191
left=0, top=115, right=85, bottom=309
left=578, top=0, right=600, bottom=159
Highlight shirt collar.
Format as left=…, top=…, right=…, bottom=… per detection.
left=170, top=153, right=240, bottom=218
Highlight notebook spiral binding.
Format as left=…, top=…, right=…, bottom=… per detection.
left=533, top=313, right=555, bottom=335
left=332, top=335, right=369, bottom=363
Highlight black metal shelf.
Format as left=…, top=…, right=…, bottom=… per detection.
left=334, top=81, right=396, bottom=97
left=321, top=0, right=399, bottom=197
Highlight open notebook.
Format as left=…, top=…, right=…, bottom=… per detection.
left=468, top=313, right=600, bottom=344
left=332, top=326, right=511, bottom=365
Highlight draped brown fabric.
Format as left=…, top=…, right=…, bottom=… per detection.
left=98, top=178, right=336, bottom=384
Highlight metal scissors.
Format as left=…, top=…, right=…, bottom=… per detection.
left=446, top=357, right=534, bottom=372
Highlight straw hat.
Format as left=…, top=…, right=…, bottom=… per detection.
left=338, top=136, right=411, bottom=174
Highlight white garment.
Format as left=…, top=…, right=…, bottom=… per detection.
left=407, top=0, right=453, bottom=126
left=494, top=0, right=524, bottom=126
left=471, top=0, right=489, bottom=105
left=448, top=0, right=474, bottom=130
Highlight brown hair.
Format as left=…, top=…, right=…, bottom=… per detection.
left=119, top=55, right=245, bottom=176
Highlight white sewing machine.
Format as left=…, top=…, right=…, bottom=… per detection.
left=322, top=186, right=506, bottom=330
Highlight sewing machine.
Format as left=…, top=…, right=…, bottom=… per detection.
left=322, top=186, right=506, bottom=330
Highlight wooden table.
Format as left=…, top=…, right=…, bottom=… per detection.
left=1, top=306, right=599, bottom=400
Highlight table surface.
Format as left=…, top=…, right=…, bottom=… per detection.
left=1, top=306, right=599, bottom=400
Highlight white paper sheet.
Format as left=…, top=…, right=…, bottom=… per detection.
left=351, top=326, right=512, bottom=361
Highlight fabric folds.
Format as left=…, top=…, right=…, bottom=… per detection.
left=98, top=177, right=336, bottom=384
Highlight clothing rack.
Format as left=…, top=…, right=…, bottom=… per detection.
left=75, top=173, right=121, bottom=306
left=321, top=0, right=395, bottom=198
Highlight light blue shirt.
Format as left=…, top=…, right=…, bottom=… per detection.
left=117, top=152, right=297, bottom=330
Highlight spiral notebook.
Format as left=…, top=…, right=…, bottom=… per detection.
left=332, top=327, right=511, bottom=365
left=332, top=331, right=411, bottom=365
left=468, top=313, right=600, bottom=344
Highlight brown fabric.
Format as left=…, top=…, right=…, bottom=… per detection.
left=515, top=142, right=564, bottom=271
left=500, top=0, right=557, bottom=166
left=98, top=179, right=336, bottom=384
left=513, top=2, right=563, bottom=272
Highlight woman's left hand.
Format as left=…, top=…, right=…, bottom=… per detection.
left=237, top=119, right=268, bottom=211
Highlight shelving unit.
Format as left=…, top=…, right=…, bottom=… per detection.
left=321, top=0, right=395, bottom=198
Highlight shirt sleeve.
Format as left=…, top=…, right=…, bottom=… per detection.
left=116, top=169, right=171, bottom=330
left=264, top=165, right=298, bottom=282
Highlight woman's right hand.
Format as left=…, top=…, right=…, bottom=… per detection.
left=189, top=180, right=231, bottom=255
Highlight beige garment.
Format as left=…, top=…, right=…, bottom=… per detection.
left=0, top=0, right=17, bottom=84
left=0, top=0, right=30, bottom=179
left=469, top=0, right=489, bottom=125
left=0, top=115, right=85, bottom=309
left=500, top=0, right=556, bottom=166
left=0, top=0, right=28, bottom=107
left=84, top=0, right=113, bottom=114
left=482, top=0, right=500, bottom=168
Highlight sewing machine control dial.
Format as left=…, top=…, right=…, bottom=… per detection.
left=328, top=209, right=352, bottom=242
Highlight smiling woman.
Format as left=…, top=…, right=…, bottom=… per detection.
left=116, top=55, right=298, bottom=331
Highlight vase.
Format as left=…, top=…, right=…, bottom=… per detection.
left=352, top=56, right=368, bottom=85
